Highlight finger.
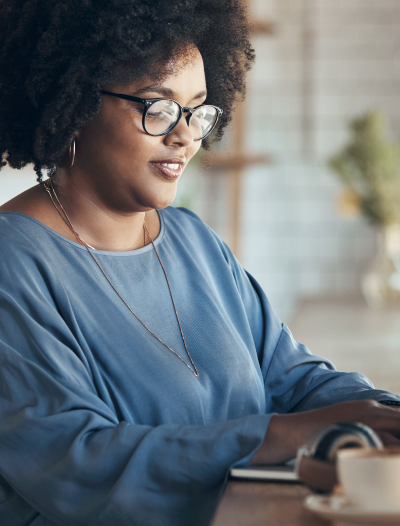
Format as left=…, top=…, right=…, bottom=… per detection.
left=357, top=400, right=400, bottom=434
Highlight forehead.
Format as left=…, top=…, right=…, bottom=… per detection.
left=110, top=46, right=207, bottom=102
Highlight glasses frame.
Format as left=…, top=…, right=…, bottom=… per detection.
left=101, top=90, right=223, bottom=141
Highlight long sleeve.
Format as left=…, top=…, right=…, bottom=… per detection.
left=0, top=305, right=271, bottom=526
left=215, top=234, right=400, bottom=413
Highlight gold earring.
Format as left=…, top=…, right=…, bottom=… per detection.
left=69, top=137, right=76, bottom=167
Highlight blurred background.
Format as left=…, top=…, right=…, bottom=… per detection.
left=1, top=0, right=400, bottom=394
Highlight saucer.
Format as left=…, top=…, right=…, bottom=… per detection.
left=304, top=494, right=400, bottom=524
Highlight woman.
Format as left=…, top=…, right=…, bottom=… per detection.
left=0, top=1, right=400, bottom=525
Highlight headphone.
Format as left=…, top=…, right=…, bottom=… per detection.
left=295, top=422, right=383, bottom=492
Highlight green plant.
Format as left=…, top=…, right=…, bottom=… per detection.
left=329, top=112, right=400, bottom=226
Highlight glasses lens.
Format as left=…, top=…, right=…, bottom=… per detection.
left=189, top=106, right=219, bottom=140
left=144, top=100, right=180, bottom=135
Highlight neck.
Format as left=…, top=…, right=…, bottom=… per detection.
left=51, top=169, right=158, bottom=251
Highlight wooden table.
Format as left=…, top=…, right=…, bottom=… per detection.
left=211, top=481, right=329, bottom=526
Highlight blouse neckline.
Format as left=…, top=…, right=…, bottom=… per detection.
left=0, top=209, right=166, bottom=257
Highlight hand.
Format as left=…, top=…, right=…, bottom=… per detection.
left=250, top=400, right=400, bottom=465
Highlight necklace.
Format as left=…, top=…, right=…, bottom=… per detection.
left=43, top=178, right=199, bottom=378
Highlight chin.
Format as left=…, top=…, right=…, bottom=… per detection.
left=152, top=189, right=178, bottom=210
left=154, top=198, right=175, bottom=210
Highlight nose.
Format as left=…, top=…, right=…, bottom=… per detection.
left=163, top=113, right=195, bottom=147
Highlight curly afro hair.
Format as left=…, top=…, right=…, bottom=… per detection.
left=0, top=0, right=255, bottom=183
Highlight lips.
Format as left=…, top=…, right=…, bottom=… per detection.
left=150, top=158, right=186, bottom=180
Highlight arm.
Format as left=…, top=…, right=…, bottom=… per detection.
left=0, top=336, right=272, bottom=526
left=0, top=261, right=272, bottom=526
left=222, top=249, right=400, bottom=410
left=215, top=240, right=400, bottom=463
left=251, top=399, right=400, bottom=464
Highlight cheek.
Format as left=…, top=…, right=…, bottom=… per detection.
left=78, top=107, right=149, bottom=164
left=188, top=140, right=202, bottom=160
left=100, top=108, right=144, bottom=150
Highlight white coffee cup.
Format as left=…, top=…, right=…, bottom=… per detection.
left=337, top=447, right=400, bottom=512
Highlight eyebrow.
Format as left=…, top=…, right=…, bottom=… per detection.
left=132, top=84, right=207, bottom=100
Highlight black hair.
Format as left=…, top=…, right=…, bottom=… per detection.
left=0, top=0, right=255, bottom=182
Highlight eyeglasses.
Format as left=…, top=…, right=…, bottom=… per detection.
left=101, top=90, right=223, bottom=141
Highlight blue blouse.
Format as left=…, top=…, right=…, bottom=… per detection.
left=0, top=207, right=398, bottom=526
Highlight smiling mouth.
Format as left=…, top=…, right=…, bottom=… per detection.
left=150, top=161, right=184, bottom=180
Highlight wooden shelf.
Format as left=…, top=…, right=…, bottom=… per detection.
left=202, top=152, right=269, bottom=171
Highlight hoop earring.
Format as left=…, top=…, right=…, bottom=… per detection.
left=69, top=137, right=76, bottom=167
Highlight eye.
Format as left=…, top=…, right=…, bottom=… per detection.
left=145, top=102, right=179, bottom=127
left=146, top=111, right=163, bottom=120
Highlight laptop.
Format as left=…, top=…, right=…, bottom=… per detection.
left=230, top=459, right=299, bottom=482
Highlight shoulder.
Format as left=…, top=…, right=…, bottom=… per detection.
left=160, top=206, right=248, bottom=284
left=0, top=212, right=57, bottom=288
left=0, top=181, right=56, bottom=247
left=161, top=206, right=234, bottom=262
left=0, top=211, right=41, bottom=249
left=161, top=206, right=226, bottom=246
